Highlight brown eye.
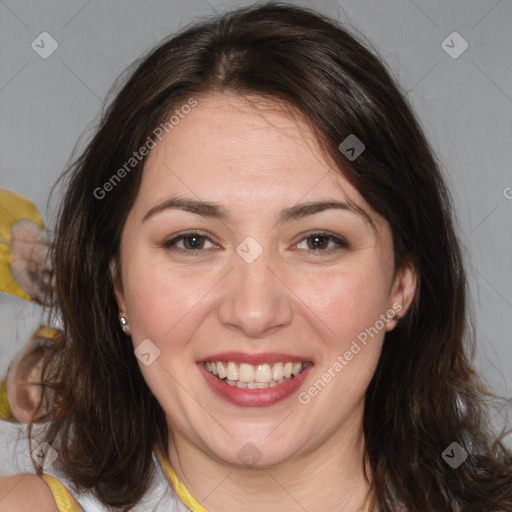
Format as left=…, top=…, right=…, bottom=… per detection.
left=307, top=235, right=330, bottom=250
left=296, top=232, right=349, bottom=252
left=162, top=232, right=217, bottom=253
left=182, top=235, right=205, bottom=249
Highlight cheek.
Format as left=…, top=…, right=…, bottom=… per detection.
left=298, top=264, right=391, bottom=347
left=121, top=258, right=213, bottom=352
left=294, top=267, right=388, bottom=417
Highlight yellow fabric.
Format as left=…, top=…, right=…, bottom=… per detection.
left=33, top=325, right=62, bottom=343
left=0, top=378, right=15, bottom=422
left=154, top=445, right=208, bottom=512
left=0, top=189, right=46, bottom=301
left=155, top=444, right=373, bottom=512
left=360, top=490, right=373, bottom=512
left=40, top=473, right=83, bottom=511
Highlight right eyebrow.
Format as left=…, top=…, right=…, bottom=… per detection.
left=143, top=197, right=228, bottom=223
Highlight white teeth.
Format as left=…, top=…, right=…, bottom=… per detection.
left=239, top=363, right=255, bottom=383
left=226, top=362, right=239, bottom=381
left=217, top=362, right=227, bottom=379
left=272, top=362, right=284, bottom=381
left=292, top=362, right=303, bottom=376
left=205, top=360, right=310, bottom=385
left=228, top=376, right=303, bottom=389
left=255, top=364, right=272, bottom=383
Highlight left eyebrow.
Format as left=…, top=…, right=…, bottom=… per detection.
left=142, top=197, right=376, bottom=231
left=276, top=200, right=375, bottom=230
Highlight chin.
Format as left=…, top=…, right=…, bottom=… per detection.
left=206, top=431, right=304, bottom=470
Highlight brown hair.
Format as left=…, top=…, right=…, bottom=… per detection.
left=34, top=2, right=511, bottom=510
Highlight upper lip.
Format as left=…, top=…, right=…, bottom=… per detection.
left=199, top=352, right=313, bottom=365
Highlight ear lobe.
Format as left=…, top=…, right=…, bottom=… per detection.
left=388, top=263, right=418, bottom=326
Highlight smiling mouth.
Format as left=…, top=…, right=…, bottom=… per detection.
left=203, top=361, right=312, bottom=389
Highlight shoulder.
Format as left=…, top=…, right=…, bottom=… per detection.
left=0, top=473, right=58, bottom=512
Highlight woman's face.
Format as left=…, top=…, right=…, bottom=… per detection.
left=114, top=93, right=415, bottom=467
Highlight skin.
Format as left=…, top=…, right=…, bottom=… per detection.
left=113, top=92, right=417, bottom=512
left=0, top=475, right=57, bottom=512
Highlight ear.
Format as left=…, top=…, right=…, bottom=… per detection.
left=109, top=258, right=126, bottom=313
left=386, top=262, right=418, bottom=331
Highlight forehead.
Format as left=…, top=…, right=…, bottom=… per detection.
left=135, top=92, right=377, bottom=224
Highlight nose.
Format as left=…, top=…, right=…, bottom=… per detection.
left=216, top=244, right=294, bottom=338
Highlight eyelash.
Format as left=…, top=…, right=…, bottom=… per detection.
left=162, top=230, right=349, bottom=255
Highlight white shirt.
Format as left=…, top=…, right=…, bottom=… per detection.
left=43, top=450, right=191, bottom=512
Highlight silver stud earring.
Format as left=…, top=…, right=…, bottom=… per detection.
left=119, top=316, right=130, bottom=335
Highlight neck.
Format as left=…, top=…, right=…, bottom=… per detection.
left=165, top=410, right=372, bottom=512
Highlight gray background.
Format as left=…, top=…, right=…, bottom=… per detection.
left=0, top=0, right=511, bottom=473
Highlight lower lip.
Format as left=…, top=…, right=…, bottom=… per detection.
left=199, top=363, right=313, bottom=408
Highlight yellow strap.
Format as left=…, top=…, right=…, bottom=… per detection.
left=33, top=325, right=62, bottom=343
left=155, top=445, right=373, bottom=512
left=0, top=378, right=16, bottom=422
left=40, top=473, right=83, bottom=512
left=154, top=446, right=208, bottom=512
left=360, top=489, right=373, bottom=512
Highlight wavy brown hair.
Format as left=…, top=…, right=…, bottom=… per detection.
left=32, top=2, right=512, bottom=510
